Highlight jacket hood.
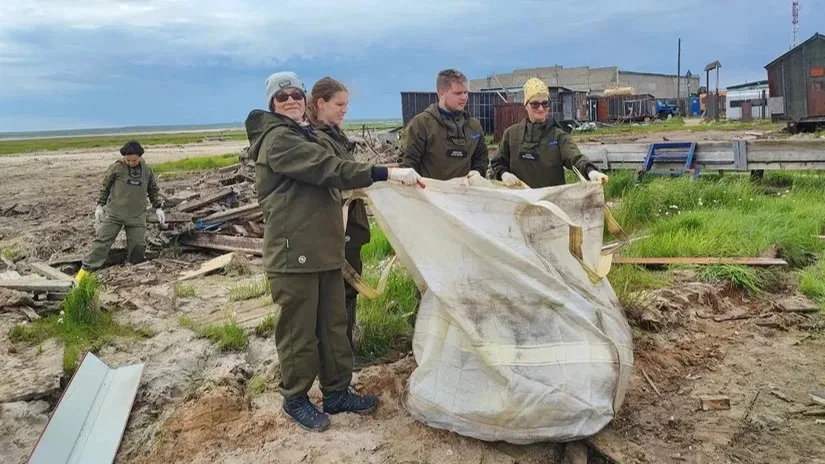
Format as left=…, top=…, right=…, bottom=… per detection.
left=244, top=109, right=297, bottom=162
left=423, top=103, right=470, bottom=129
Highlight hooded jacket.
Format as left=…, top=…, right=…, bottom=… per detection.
left=97, top=158, right=162, bottom=226
left=245, top=110, right=384, bottom=275
left=313, top=123, right=371, bottom=249
left=401, top=104, right=489, bottom=180
left=490, top=118, right=596, bottom=188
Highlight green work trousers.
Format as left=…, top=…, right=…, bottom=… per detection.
left=344, top=246, right=362, bottom=349
left=82, top=218, right=146, bottom=270
left=270, top=269, right=352, bottom=400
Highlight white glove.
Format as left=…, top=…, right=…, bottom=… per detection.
left=501, top=172, right=523, bottom=187
left=466, top=170, right=481, bottom=179
left=94, top=205, right=104, bottom=226
left=155, top=208, right=166, bottom=225
left=588, top=170, right=609, bottom=184
left=388, top=168, right=425, bottom=187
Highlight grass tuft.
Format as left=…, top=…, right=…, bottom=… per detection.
left=607, top=265, right=670, bottom=309
left=228, top=276, right=271, bottom=302
left=247, top=375, right=269, bottom=397
left=151, top=153, right=239, bottom=173
left=799, top=253, right=825, bottom=310
left=696, top=265, right=763, bottom=294
left=254, top=314, right=275, bottom=337
left=174, top=283, right=196, bottom=298
left=200, top=320, right=249, bottom=351
left=8, top=273, right=150, bottom=374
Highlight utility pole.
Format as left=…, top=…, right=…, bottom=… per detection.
left=677, top=38, right=682, bottom=114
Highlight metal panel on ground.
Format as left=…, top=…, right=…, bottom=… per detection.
left=28, top=353, right=144, bottom=464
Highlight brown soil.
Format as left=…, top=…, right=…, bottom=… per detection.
left=1, top=139, right=824, bottom=464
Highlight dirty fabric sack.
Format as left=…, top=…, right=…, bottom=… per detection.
left=362, top=177, right=633, bottom=444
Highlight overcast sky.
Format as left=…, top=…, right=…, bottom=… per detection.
left=0, top=0, right=821, bottom=132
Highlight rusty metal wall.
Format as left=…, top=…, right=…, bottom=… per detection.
left=493, top=103, right=525, bottom=142
left=766, top=38, right=825, bottom=122
left=606, top=94, right=657, bottom=120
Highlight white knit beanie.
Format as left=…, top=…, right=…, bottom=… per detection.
left=265, top=71, right=306, bottom=110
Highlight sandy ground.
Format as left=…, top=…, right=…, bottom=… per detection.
left=1, top=138, right=824, bottom=464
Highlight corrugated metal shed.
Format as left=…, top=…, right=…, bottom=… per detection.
left=606, top=94, right=657, bottom=121
left=726, top=88, right=770, bottom=120
left=764, top=33, right=825, bottom=123
left=400, top=92, right=500, bottom=134
left=493, top=103, right=526, bottom=142
left=28, top=352, right=144, bottom=464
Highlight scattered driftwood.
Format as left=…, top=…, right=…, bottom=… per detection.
left=176, top=253, right=238, bottom=282
left=28, top=262, right=74, bottom=283
left=642, top=369, right=661, bottom=396
left=0, top=279, right=73, bottom=293
left=700, top=395, right=731, bottom=411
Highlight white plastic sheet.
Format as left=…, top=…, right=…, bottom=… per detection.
left=362, top=176, right=634, bottom=444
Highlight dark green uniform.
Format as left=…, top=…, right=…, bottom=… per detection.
left=401, top=104, right=489, bottom=180
left=82, top=159, right=162, bottom=270
left=245, top=109, right=380, bottom=400
left=490, top=118, right=597, bottom=188
left=314, top=123, right=370, bottom=349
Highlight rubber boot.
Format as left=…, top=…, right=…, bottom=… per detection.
left=323, top=387, right=378, bottom=415
left=282, top=395, right=330, bottom=432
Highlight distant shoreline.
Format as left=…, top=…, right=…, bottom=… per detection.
left=0, top=119, right=402, bottom=141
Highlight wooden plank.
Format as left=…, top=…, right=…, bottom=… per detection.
left=613, top=257, right=788, bottom=266
left=176, top=188, right=235, bottom=213
left=0, top=270, right=23, bottom=280
left=28, top=262, right=75, bottom=283
left=200, top=202, right=260, bottom=223
left=0, top=279, right=73, bottom=292
left=176, top=253, right=236, bottom=282
left=178, top=234, right=263, bottom=256
left=146, top=212, right=193, bottom=224
left=700, top=395, right=731, bottom=411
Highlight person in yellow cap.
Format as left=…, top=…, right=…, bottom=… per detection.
left=490, top=77, right=608, bottom=188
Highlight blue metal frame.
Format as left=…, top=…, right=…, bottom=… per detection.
left=640, top=142, right=699, bottom=178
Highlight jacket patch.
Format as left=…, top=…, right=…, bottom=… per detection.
left=298, top=255, right=307, bottom=264
left=126, top=179, right=142, bottom=186
left=520, top=152, right=539, bottom=161
left=447, top=149, right=468, bottom=158
left=471, top=133, right=481, bottom=140
left=549, top=140, right=559, bottom=146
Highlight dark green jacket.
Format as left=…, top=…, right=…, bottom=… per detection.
left=245, top=110, right=380, bottom=275
left=401, top=104, right=489, bottom=180
left=314, top=123, right=371, bottom=249
left=490, top=118, right=596, bottom=188
left=97, top=159, right=162, bottom=225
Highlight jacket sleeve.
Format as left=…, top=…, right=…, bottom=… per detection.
left=490, top=127, right=512, bottom=180
left=400, top=118, right=425, bottom=174
left=267, top=128, right=376, bottom=190
left=470, top=121, right=489, bottom=177
left=559, top=132, right=597, bottom=177
left=96, top=163, right=118, bottom=206
left=146, top=167, right=163, bottom=209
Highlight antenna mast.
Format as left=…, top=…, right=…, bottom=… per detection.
left=792, top=1, right=800, bottom=49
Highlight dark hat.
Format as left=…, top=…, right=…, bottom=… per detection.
left=120, top=140, right=145, bottom=156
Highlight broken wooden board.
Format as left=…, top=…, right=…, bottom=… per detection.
left=0, top=270, right=23, bottom=280
left=176, top=253, right=237, bottom=282
left=0, top=279, right=73, bottom=292
left=197, top=295, right=277, bottom=329
left=199, top=202, right=260, bottom=223
left=178, top=234, right=263, bottom=256
left=810, top=391, right=825, bottom=407
left=18, top=306, right=41, bottom=321
left=774, top=295, right=821, bottom=313
left=699, top=395, right=731, bottom=411
left=613, top=257, right=788, bottom=266
left=147, top=212, right=194, bottom=224
left=175, top=188, right=235, bottom=213
left=28, top=262, right=75, bottom=283
left=713, top=310, right=755, bottom=322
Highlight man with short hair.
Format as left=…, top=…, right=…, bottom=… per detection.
left=401, top=69, right=489, bottom=180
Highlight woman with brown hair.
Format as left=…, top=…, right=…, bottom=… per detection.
left=307, top=77, right=367, bottom=356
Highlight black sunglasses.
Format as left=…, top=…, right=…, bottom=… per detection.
left=274, top=89, right=305, bottom=103
left=528, top=100, right=550, bottom=109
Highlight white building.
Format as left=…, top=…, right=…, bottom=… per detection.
left=726, top=80, right=770, bottom=120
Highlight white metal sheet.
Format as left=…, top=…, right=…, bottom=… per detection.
left=28, top=353, right=144, bottom=464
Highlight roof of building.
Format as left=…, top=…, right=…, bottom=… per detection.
left=765, top=33, right=825, bottom=69
left=726, top=80, right=769, bottom=91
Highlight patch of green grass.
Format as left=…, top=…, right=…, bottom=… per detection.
left=607, top=265, right=671, bottom=308
left=572, top=117, right=781, bottom=139
left=150, top=153, right=239, bottom=174
left=1, top=246, right=20, bottom=261
left=174, top=283, right=196, bottom=298
left=254, top=314, right=275, bottom=337
left=361, top=223, right=394, bottom=264
left=8, top=274, right=150, bottom=374
left=247, top=375, right=269, bottom=397
left=0, top=131, right=248, bottom=156
left=340, top=121, right=401, bottom=131
left=357, top=266, right=418, bottom=361
left=799, top=253, right=825, bottom=309
left=228, top=276, right=271, bottom=302
left=200, top=320, right=249, bottom=352
left=696, top=265, right=763, bottom=294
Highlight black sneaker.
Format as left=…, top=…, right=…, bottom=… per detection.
left=282, top=395, right=330, bottom=432
left=323, top=387, right=378, bottom=415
